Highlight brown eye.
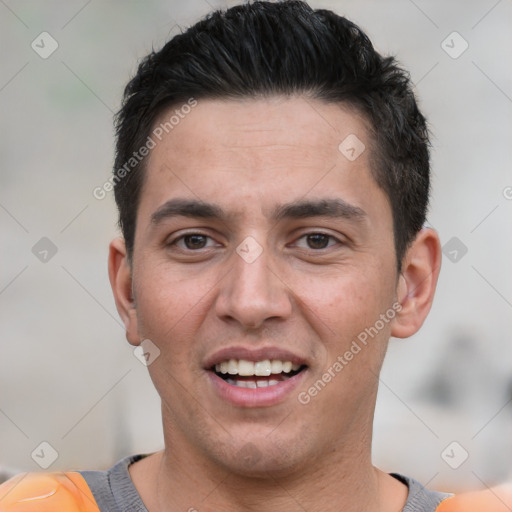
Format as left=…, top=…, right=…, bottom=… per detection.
left=291, top=232, right=341, bottom=251
left=306, top=233, right=331, bottom=249
left=166, top=232, right=222, bottom=255
left=182, top=234, right=208, bottom=249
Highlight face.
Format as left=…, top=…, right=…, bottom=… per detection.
left=110, top=97, right=431, bottom=477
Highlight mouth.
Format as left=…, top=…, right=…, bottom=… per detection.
left=204, top=348, right=309, bottom=406
left=211, top=359, right=307, bottom=388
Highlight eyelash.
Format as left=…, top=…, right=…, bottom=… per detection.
left=167, top=231, right=342, bottom=252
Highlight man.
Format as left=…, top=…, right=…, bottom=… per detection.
left=1, top=1, right=511, bottom=511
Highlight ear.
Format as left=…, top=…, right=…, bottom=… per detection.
left=391, top=228, right=442, bottom=339
left=108, top=237, right=140, bottom=346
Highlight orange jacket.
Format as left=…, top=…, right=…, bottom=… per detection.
left=436, top=484, right=512, bottom=512
left=1, top=472, right=512, bottom=511
left=0, top=472, right=100, bottom=512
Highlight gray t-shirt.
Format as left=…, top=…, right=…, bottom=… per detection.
left=80, top=455, right=452, bottom=511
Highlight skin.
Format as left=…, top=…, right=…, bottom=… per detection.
left=109, top=96, right=441, bottom=512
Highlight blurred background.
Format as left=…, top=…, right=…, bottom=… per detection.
left=1, top=0, right=511, bottom=493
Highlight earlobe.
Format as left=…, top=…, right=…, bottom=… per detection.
left=108, top=238, right=140, bottom=346
left=391, top=228, right=442, bottom=339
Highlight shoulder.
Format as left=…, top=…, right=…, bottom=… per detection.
left=0, top=471, right=100, bottom=512
left=392, top=473, right=451, bottom=511
left=393, top=473, right=512, bottom=512
left=436, top=484, right=512, bottom=512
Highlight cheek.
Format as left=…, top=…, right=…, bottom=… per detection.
left=133, top=260, right=214, bottom=339
left=299, top=269, right=391, bottom=340
left=132, top=262, right=222, bottom=390
left=297, top=270, right=396, bottom=391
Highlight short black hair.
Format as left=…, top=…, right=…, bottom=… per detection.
left=113, top=0, right=430, bottom=269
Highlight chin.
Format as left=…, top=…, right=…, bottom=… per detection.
left=214, top=438, right=310, bottom=479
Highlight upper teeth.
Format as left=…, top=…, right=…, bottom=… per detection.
left=215, top=359, right=301, bottom=376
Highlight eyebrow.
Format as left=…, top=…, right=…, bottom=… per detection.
left=150, top=198, right=367, bottom=225
left=271, top=198, right=366, bottom=223
left=151, top=199, right=225, bottom=225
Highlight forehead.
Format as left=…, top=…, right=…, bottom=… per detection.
left=149, top=96, right=368, bottom=170
left=138, top=96, right=389, bottom=225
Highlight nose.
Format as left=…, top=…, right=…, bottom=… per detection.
left=215, top=240, right=293, bottom=330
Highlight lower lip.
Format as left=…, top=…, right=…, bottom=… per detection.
left=207, top=370, right=308, bottom=407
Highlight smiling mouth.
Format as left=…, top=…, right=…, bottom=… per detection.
left=211, top=359, right=307, bottom=388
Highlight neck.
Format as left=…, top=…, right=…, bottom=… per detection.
left=159, top=450, right=382, bottom=512
left=131, top=428, right=407, bottom=512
